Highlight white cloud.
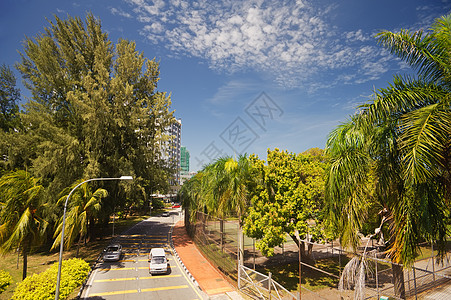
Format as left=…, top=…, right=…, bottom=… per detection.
left=345, top=29, right=370, bottom=42
left=208, top=80, right=261, bottom=106
left=110, top=7, right=133, bottom=18
left=122, top=0, right=394, bottom=88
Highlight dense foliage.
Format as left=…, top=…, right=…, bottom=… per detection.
left=0, top=270, right=12, bottom=293
left=325, top=13, right=451, bottom=299
left=11, top=258, right=90, bottom=300
left=0, top=170, right=48, bottom=279
left=244, top=148, right=327, bottom=257
left=181, top=149, right=328, bottom=257
left=0, top=64, right=20, bottom=133
left=1, top=12, right=174, bottom=199
left=325, top=13, right=450, bottom=266
left=0, top=13, right=175, bottom=279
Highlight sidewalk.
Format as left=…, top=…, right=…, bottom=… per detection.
left=172, top=220, right=242, bottom=300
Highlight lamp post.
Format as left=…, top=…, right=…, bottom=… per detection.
left=55, top=176, right=133, bottom=300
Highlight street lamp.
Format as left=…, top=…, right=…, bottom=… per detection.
left=55, top=176, right=133, bottom=300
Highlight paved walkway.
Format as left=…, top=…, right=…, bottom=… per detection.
left=172, top=220, right=242, bottom=300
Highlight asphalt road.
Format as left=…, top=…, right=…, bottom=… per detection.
left=80, top=210, right=205, bottom=300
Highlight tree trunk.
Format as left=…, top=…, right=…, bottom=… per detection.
left=289, top=234, right=308, bottom=258
left=76, top=233, right=83, bottom=257
left=384, top=208, right=406, bottom=299
left=307, top=242, right=313, bottom=256
left=85, top=218, right=89, bottom=245
left=22, top=250, right=27, bottom=280
left=220, top=219, right=224, bottom=252
left=300, top=241, right=307, bottom=257
left=392, top=263, right=406, bottom=299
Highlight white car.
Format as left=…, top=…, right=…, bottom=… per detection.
left=148, top=248, right=168, bottom=274
left=103, top=244, right=122, bottom=262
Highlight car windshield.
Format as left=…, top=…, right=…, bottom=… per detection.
left=151, top=257, right=165, bottom=264
left=107, top=246, right=119, bottom=252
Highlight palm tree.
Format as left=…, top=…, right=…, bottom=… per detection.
left=0, top=170, right=48, bottom=279
left=325, top=14, right=451, bottom=299
left=204, top=155, right=254, bottom=265
left=181, top=155, right=254, bottom=262
left=201, top=155, right=253, bottom=219
left=363, top=14, right=450, bottom=264
left=51, top=179, right=108, bottom=256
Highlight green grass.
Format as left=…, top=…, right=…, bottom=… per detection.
left=414, top=240, right=451, bottom=261
left=256, top=255, right=350, bottom=292
left=0, top=214, right=148, bottom=299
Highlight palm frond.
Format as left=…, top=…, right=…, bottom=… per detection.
left=376, top=22, right=447, bottom=83
left=399, top=103, right=449, bottom=184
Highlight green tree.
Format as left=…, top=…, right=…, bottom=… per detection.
left=200, top=155, right=253, bottom=218
left=180, top=172, right=204, bottom=215
left=181, top=155, right=254, bottom=219
left=325, top=14, right=451, bottom=299
left=5, top=13, right=174, bottom=219
left=243, top=148, right=327, bottom=257
left=180, top=154, right=255, bottom=263
left=0, top=64, right=20, bottom=132
left=0, top=170, right=48, bottom=279
left=51, top=180, right=108, bottom=256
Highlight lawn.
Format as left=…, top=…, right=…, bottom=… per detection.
left=0, top=214, right=149, bottom=299
left=255, top=255, right=347, bottom=292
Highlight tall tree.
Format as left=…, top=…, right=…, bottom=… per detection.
left=0, top=64, right=20, bottom=132
left=243, top=149, right=327, bottom=257
left=325, top=14, right=451, bottom=299
left=201, top=155, right=253, bottom=218
left=0, top=170, right=48, bottom=279
left=8, top=13, right=174, bottom=213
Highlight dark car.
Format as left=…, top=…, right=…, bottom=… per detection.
left=103, top=244, right=122, bottom=262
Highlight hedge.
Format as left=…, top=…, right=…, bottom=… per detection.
left=12, top=258, right=90, bottom=300
left=0, top=270, right=13, bottom=293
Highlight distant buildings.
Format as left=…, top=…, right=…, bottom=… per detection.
left=163, top=119, right=195, bottom=187
left=180, top=146, right=196, bottom=185
left=161, top=118, right=181, bottom=186
left=181, top=146, right=190, bottom=173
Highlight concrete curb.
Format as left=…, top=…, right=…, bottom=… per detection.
left=77, top=252, right=102, bottom=299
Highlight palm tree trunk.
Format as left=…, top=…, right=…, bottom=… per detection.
left=220, top=219, right=224, bottom=252
left=392, top=263, right=406, bottom=299
left=385, top=209, right=406, bottom=299
left=22, top=250, right=28, bottom=280
left=76, top=233, right=83, bottom=257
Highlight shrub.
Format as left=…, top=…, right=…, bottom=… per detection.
left=0, top=270, right=13, bottom=293
left=12, top=258, right=90, bottom=300
left=152, top=198, right=165, bottom=209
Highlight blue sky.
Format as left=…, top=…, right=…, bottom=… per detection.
left=1, top=0, right=450, bottom=171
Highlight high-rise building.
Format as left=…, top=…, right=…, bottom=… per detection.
left=181, top=146, right=190, bottom=173
left=167, top=118, right=182, bottom=184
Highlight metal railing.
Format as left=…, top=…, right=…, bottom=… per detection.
left=239, top=264, right=298, bottom=300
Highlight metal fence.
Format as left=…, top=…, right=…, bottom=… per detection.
left=185, top=210, right=240, bottom=280
left=185, top=210, right=451, bottom=299
left=239, top=264, right=298, bottom=300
